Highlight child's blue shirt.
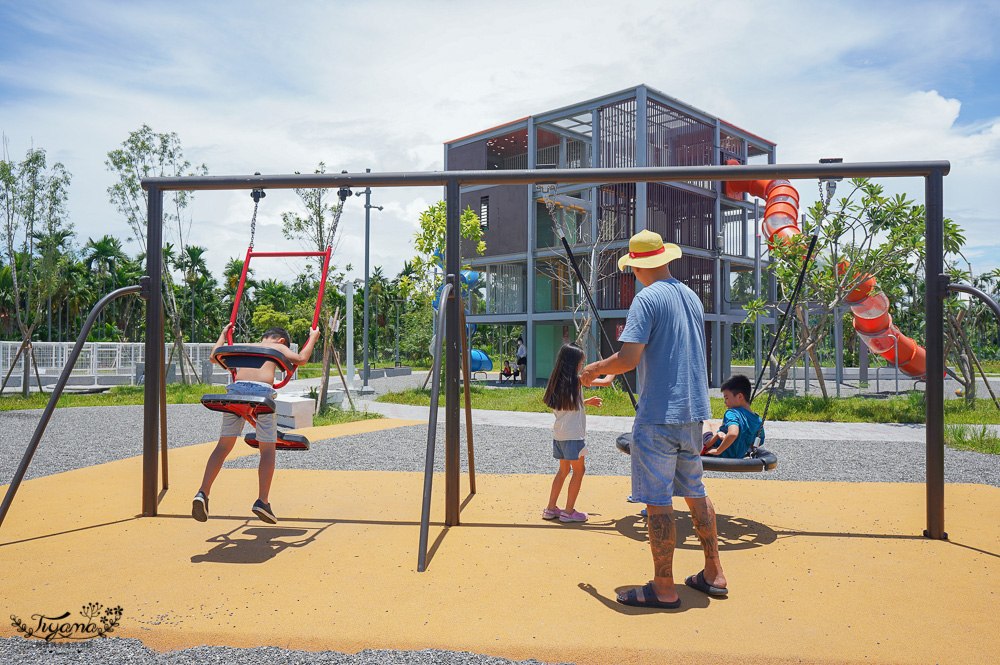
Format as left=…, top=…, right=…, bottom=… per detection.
left=718, top=407, right=764, bottom=459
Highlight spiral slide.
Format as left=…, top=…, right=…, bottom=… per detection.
left=724, top=161, right=926, bottom=378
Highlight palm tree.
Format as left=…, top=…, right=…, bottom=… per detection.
left=222, top=257, right=256, bottom=340
left=370, top=266, right=390, bottom=362
left=30, top=228, right=73, bottom=341
left=177, top=245, right=209, bottom=342
left=256, top=279, right=290, bottom=312
left=62, top=261, right=93, bottom=342
left=83, top=235, right=127, bottom=340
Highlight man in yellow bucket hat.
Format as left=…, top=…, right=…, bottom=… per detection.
left=581, top=229, right=727, bottom=609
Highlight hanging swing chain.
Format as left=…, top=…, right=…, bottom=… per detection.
left=817, top=177, right=839, bottom=219
left=750, top=234, right=820, bottom=449
left=248, top=187, right=265, bottom=250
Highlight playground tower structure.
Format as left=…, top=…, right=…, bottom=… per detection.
left=444, top=84, right=779, bottom=387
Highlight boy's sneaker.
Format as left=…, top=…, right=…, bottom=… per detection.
left=192, top=492, right=209, bottom=522
left=252, top=499, right=277, bottom=524
left=559, top=509, right=588, bottom=523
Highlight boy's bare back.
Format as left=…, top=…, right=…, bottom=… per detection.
left=211, top=324, right=320, bottom=385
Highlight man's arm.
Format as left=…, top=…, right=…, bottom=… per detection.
left=588, top=374, right=616, bottom=387
left=580, top=342, right=643, bottom=387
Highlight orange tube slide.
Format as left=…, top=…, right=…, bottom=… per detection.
left=725, top=160, right=926, bottom=378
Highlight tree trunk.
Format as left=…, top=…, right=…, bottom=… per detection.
left=318, top=310, right=337, bottom=415
left=796, top=306, right=828, bottom=399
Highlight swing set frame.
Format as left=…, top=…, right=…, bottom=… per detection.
left=138, top=160, right=953, bottom=542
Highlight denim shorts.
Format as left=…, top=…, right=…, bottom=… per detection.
left=630, top=422, right=706, bottom=506
left=553, top=439, right=588, bottom=461
left=219, top=381, right=277, bottom=443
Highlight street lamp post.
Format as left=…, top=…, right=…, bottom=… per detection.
left=357, top=168, right=383, bottom=395
left=393, top=298, right=404, bottom=367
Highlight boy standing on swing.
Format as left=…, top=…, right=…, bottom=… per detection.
left=192, top=323, right=320, bottom=524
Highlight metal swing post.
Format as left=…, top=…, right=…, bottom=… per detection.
left=444, top=178, right=462, bottom=526
left=924, top=169, right=947, bottom=540
left=142, top=186, right=164, bottom=517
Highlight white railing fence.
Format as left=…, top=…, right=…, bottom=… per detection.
left=1, top=341, right=225, bottom=387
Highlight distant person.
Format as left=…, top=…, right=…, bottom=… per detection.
left=701, top=374, right=764, bottom=459
left=541, top=343, right=615, bottom=523
left=581, top=229, right=727, bottom=609
left=516, top=336, right=527, bottom=384
left=499, top=360, right=519, bottom=384
left=192, top=323, right=320, bottom=525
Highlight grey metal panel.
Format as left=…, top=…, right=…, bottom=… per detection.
left=448, top=139, right=487, bottom=171
left=460, top=185, right=528, bottom=258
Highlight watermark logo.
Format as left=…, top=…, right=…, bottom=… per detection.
left=10, top=602, right=124, bottom=641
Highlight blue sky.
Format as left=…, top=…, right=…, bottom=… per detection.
left=1, top=0, right=999, bottom=283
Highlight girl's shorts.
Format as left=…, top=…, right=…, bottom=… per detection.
left=553, top=439, right=588, bottom=461
left=219, top=381, right=278, bottom=443
left=629, top=422, right=706, bottom=506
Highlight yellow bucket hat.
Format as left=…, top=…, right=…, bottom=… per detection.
left=617, top=229, right=682, bottom=271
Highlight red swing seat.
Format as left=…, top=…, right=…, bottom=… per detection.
left=199, top=221, right=333, bottom=452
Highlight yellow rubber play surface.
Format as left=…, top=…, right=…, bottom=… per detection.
left=2, top=418, right=998, bottom=664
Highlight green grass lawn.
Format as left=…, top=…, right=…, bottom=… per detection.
left=377, top=386, right=1000, bottom=454
left=0, top=383, right=215, bottom=410
left=376, top=385, right=999, bottom=425
left=296, top=362, right=430, bottom=378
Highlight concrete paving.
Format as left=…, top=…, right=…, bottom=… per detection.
left=2, top=415, right=999, bottom=665
left=4, top=370, right=999, bottom=664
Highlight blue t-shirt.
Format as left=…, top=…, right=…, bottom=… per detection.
left=618, top=278, right=711, bottom=424
left=718, top=406, right=765, bottom=459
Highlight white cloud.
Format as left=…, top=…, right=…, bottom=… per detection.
left=2, top=0, right=999, bottom=287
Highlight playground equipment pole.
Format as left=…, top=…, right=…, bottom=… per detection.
left=445, top=177, right=461, bottom=526
left=0, top=284, right=143, bottom=530
left=359, top=169, right=382, bottom=396
left=924, top=169, right=946, bottom=540
left=143, top=186, right=163, bottom=518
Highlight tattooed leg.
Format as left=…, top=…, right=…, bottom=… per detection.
left=685, top=495, right=726, bottom=589
left=645, top=505, right=679, bottom=601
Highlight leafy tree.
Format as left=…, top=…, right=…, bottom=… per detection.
left=0, top=139, right=72, bottom=394
left=744, top=178, right=977, bottom=401
left=106, top=125, right=207, bottom=382
left=280, top=162, right=350, bottom=253
left=252, top=303, right=309, bottom=341
left=402, top=200, right=484, bottom=305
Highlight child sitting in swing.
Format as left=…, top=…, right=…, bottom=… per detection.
left=701, top=374, right=764, bottom=459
